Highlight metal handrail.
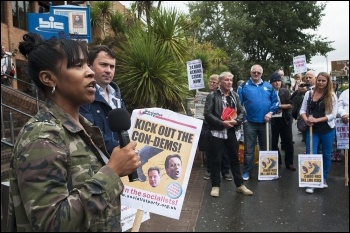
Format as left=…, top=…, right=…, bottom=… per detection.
left=1, top=91, right=6, bottom=140
left=1, top=74, right=44, bottom=102
left=1, top=75, right=43, bottom=148
left=3, top=73, right=33, bottom=86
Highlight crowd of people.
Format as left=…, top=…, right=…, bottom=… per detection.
left=200, top=67, right=348, bottom=197
left=4, top=33, right=349, bottom=231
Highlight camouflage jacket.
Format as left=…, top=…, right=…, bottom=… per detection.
left=7, top=99, right=124, bottom=232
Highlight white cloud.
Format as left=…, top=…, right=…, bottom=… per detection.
left=308, top=1, right=349, bottom=74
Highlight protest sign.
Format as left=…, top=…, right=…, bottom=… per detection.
left=258, top=151, right=279, bottom=180
left=121, top=108, right=203, bottom=220
left=298, top=154, right=323, bottom=188
left=293, top=55, right=307, bottom=74
left=335, top=118, right=349, bottom=149
left=186, top=59, right=205, bottom=90
left=194, top=91, right=209, bottom=120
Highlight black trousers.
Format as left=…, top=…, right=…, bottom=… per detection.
left=1, top=75, right=11, bottom=86
left=271, top=117, right=294, bottom=166
left=200, top=123, right=230, bottom=175
left=207, top=129, right=243, bottom=188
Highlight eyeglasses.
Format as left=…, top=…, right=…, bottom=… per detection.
left=209, top=81, right=218, bottom=84
left=251, top=71, right=262, bottom=75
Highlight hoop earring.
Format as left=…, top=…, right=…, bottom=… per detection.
left=51, top=86, right=55, bottom=94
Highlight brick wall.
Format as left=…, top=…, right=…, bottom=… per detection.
left=1, top=85, right=44, bottom=181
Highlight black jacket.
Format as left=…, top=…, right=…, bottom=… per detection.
left=273, top=88, right=294, bottom=124
left=204, top=88, right=244, bottom=131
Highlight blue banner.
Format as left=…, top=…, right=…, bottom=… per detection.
left=27, top=13, right=69, bottom=39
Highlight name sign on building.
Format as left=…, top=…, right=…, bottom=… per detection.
left=27, top=13, right=69, bottom=39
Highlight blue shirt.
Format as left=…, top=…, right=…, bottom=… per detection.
left=96, top=84, right=122, bottom=109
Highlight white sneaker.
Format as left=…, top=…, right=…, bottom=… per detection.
left=323, top=181, right=328, bottom=188
left=305, top=187, right=314, bottom=194
left=210, top=187, right=220, bottom=197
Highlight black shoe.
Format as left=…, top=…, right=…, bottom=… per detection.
left=286, top=165, right=296, bottom=171
left=222, top=173, right=233, bottom=181
left=203, top=172, right=211, bottom=180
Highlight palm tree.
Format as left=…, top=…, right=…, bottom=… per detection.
left=90, top=1, right=113, bottom=40
left=109, top=11, right=126, bottom=35
left=132, top=1, right=162, bottom=27
left=116, top=27, right=188, bottom=111
left=150, top=8, right=192, bottom=64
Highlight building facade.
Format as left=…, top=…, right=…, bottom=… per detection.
left=1, top=1, right=127, bottom=92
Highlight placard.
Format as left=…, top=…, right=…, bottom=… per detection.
left=194, top=91, right=209, bottom=119
left=298, top=154, right=323, bottom=188
left=293, top=54, right=307, bottom=74
left=186, top=59, right=205, bottom=90
left=258, top=151, right=279, bottom=180
left=121, top=108, right=203, bottom=220
left=335, top=118, right=349, bottom=149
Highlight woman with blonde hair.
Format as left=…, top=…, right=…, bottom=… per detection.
left=299, top=72, right=337, bottom=194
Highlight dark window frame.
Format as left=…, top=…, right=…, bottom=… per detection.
left=1, top=2, right=6, bottom=23
left=12, top=1, right=32, bottom=30
left=38, top=2, right=49, bottom=13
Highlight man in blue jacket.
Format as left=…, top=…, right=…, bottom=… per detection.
left=80, top=45, right=125, bottom=154
left=238, top=64, right=279, bottom=180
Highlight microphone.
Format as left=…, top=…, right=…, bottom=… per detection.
left=108, top=108, right=139, bottom=182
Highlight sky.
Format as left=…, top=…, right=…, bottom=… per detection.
left=119, top=1, right=349, bottom=75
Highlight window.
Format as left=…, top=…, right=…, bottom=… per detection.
left=12, top=1, right=32, bottom=30
left=38, top=2, right=49, bottom=13
left=1, top=2, right=5, bottom=23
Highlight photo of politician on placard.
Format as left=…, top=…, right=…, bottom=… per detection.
left=165, top=154, right=182, bottom=180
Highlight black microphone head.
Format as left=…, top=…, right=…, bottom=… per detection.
left=108, top=108, right=131, bottom=131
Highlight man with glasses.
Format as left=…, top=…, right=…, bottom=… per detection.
left=238, top=64, right=279, bottom=180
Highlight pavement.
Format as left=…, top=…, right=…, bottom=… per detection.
left=138, top=123, right=349, bottom=232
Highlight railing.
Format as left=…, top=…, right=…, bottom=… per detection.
left=1, top=74, right=44, bottom=147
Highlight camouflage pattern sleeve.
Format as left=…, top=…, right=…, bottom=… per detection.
left=9, top=117, right=124, bottom=232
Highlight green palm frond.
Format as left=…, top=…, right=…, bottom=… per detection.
left=90, top=1, right=113, bottom=39
left=110, top=11, right=126, bottom=34
left=117, top=29, right=187, bottom=111
left=150, top=8, right=191, bottom=63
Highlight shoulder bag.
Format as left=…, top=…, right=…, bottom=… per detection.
left=297, top=91, right=311, bottom=133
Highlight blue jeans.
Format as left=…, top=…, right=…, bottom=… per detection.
left=305, top=128, right=335, bottom=180
left=243, top=121, right=269, bottom=175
